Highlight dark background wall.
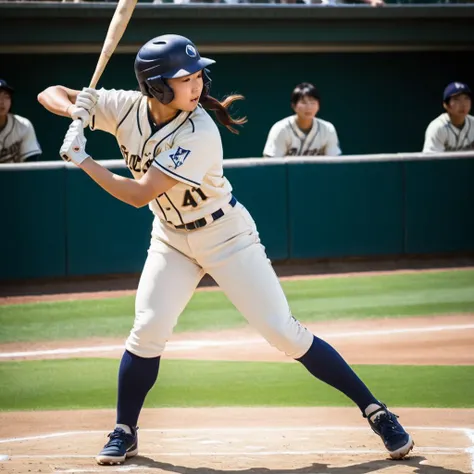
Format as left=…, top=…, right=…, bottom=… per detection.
left=1, top=5, right=474, bottom=282
left=2, top=51, right=473, bottom=160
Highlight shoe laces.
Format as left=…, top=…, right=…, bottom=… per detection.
left=104, top=428, right=131, bottom=448
left=373, top=412, right=404, bottom=441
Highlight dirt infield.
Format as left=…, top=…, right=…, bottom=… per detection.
left=0, top=408, right=473, bottom=473
left=1, top=267, right=473, bottom=473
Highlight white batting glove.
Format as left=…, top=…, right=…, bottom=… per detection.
left=68, top=105, right=91, bottom=127
left=59, top=120, right=91, bottom=166
left=68, top=87, right=99, bottom=127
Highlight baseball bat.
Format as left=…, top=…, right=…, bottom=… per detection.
left=89, top=0, right=138, bottom=89
left=69, top=0, right=137, bottom=134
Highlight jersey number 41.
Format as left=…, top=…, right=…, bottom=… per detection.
left=182, top=188, right=207, bottom=208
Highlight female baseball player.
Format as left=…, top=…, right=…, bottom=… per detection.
left=38, top=34, right=413, bottom=466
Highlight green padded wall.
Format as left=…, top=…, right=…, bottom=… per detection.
left=66, top=165, right=152, bottom=276
left=0, top=167, right=66, bottom=280
left=225, top=163, right=289, bottom=261
left=64, top=162, right=289, bottom=277
left=1, top=155, right=472, bottom=281
left=404, top=158, right=474, bottom=254
left=287, top=161, right=405, bottom=258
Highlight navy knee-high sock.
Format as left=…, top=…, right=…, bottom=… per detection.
left=296, top=335, right=378, bottom=412
left=116, top=350, right=161, bottom=429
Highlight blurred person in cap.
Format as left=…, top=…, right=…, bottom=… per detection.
left=423, top=81, right=474, bottom=153
left=0, top=79, right=42, bottom=164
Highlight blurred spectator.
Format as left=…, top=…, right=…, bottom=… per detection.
left=0, top=79, right=42, bottom=164
left=262, top=82, right=341, bottom=157
left=423, top=82, right=474, bottom=153
left=306, top=0, right=385, bottom=5
left=152, top=0, right=385, bottom=3
left=154, top=0, right=246, bottom=3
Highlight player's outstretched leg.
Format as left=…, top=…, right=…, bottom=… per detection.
left=203, top=206, right=414, bottom=459
left=208, top=242, right=414, bottom=457
left=96, top=351, right=160, bottom=465
left=297, top=336, right=413, bottom=459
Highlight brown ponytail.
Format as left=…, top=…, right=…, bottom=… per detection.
left=200, top=94, right=247, bottom=134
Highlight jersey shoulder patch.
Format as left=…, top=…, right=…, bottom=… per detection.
left=169, top=146, right=191, bottom=168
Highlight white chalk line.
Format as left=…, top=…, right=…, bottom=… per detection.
left=464, top=428, right=474, bottom=473
left=3, top=448, right=469, bottom=459
left=2, top=323, right=474, bottom=359
left=54, top=469, right=138, bottom=473
left=0, top=425, right=471, bottom=444
left=55, top=468, right=140, bottom=473
left=1, top=428, right=472, bottom=472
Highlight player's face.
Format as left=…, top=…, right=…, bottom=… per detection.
left=0, top=90, right=12, bottom=117
left=168, top=70, right=204, bottom=112
left=444, top=93, right=471, bottom=118
left=293, top=96, right=320, bottom=120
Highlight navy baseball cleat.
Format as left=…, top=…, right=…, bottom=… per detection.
left=95, top=427, right=138, bottom=465
left=366, top=404, right=414, bottom=459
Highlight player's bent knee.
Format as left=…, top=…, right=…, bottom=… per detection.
left=258, top=316, right=313, bottom=359
left=125, top=335, right=165, bottom=358
left=125, top=313, right=171, bottom=358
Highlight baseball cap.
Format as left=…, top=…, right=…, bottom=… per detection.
left=443, top=82, right=471, bottom=102
left=0, top=79, right=14, bottom=95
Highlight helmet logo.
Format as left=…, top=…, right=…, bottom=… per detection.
left=185, top=44, right=197, bottom=58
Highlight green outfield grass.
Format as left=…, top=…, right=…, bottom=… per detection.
left=0, top=269, right=473, bottom=343
left=0, top=359, right=472, bottom=411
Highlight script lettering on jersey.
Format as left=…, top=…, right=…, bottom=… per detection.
left=444, top=140, right=474, bottom=152
left=0, top=140, right=21, bottom=163
left=120, top=145, right=152, bottom=172
left=288, top=147, right=322, bottom=156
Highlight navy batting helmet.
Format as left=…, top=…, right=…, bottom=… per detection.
left=134, top=34, right=215, bottom=105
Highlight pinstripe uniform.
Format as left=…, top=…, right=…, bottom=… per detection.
left=90, top=88, right=313, bottom=359
left=0, top=114, right=42, bottom=163
left=263, top=115, right=341, bottom=157
left=423, top=113, right=474, bottom=153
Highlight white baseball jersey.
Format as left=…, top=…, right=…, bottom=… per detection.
left=423, top=113, right=474, bottom=153
left=90, top=88, right=233, bottom=226
left=0, top=114, right=42, bottom=163
left=263, top=115, right=341, bottom=157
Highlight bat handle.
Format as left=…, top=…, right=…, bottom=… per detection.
left=71, top=118, right=87, bottom=130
